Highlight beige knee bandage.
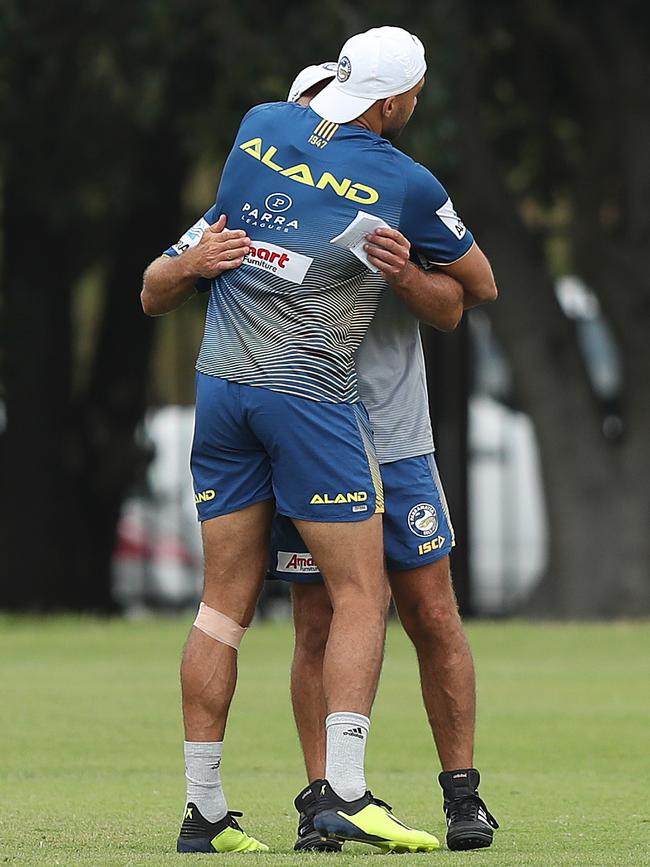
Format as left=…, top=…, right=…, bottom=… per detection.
left=193, top=602, right=247, bottom=650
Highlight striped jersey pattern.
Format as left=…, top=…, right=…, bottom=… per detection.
left=354, top=276, right=435, bottom=463
left=192, top=102, right=407, bottom=404
left=166, top=101, right=474, bottom=406
left=196, top=243, right=387, bottom=403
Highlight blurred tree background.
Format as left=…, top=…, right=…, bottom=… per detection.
left=1, top=0, right=648, bottom=614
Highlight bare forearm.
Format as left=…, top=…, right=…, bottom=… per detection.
left=441, top=243, right=498, bottom=310
left=141, top=217, right=251, bottom=317
left=141, top=254, right=199, bottom=317
left=391, top=263, right=464, bottom=331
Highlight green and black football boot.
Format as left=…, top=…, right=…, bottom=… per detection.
left=176, top=802, right=269, bottom=853
left=313, top=779, right=440, bottom=853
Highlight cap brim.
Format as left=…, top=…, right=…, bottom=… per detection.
left=287, top=66, right=336, bottom=103
left=310, top=80, right=376, bottom=123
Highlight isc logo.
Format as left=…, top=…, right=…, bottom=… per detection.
left=418, top=536, right=446, bottom=555
left=194, top=489, right=216, bottom=504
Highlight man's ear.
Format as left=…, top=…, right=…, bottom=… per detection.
left=381, top=96, right=396, bottom=119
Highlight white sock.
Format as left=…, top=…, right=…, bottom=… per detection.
left=184, top=741, right=227, bottom=823
left=325, top=712, right=370, bottom=802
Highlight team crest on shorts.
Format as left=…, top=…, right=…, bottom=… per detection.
left=407, top=503, right=439, bottom=537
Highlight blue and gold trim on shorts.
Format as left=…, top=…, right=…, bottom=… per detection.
left=352, top=404, right=384, bottom=514
left=269, top=452, right=453, bottom=581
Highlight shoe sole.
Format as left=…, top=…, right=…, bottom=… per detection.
left=294, top=834, right=341, bottom=852
left=177, top=837, right=215, bottom=853
left=447, top=831, right=494, bottom=851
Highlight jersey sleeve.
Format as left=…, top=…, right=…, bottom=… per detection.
left=163, top=203, right=219, bottom=258
left=162, top=204, right=219, bottom=294
left=399, top=163, right=474, bottom=266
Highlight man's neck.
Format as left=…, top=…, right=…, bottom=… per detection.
left=349, top=103, right=384, bottom=135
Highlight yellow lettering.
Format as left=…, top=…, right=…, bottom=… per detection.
left=280, top=164, right=315, bottom=186
left=239, top=138, right=381, bottom=202
left=346, top=183, right=379, bottom=204
left=240, top=137, right=263, bottom=158
left=194, top=489, right=216, bottom=504
left=418, top=536, right=446, bottom=555
left=309, top=491, right=369, bottom=505
left=316, top=172, right=352, bottom=197
left=261, top=146, right=284, bottom=171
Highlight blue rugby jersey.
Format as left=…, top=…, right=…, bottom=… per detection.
left=165, top=101, right=473, bottom=403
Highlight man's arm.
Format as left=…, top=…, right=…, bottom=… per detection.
left=141, top=215, right=250, bottom=316
left=438, top=241, right=498, bottom=309
left=364, top=228, right=464, bottom=331
left=366, top=228, right=497, bottom=327
left=394, top=162, right=498, bottom=312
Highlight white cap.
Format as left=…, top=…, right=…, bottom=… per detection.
left=287, top=62, right=338, bottom=103
left=310, top=27, right=426, bottom=124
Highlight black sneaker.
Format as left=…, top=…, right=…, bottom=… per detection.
left=176, top=802, right=269, bottom=853
left=439, top=768, right=499, bottom=851
left=294, top=781, right=342, bottom=851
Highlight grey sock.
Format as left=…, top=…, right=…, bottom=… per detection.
left=324, top=711, right=370, bottom=802
left=184, top=741, right=227, bottom=823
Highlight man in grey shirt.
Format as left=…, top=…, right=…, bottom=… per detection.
left=271, top=64, right=499, bottom=853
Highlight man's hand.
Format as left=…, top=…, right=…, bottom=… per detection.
left=364, top=227, right=412, bottom=285
left=364, top=226, right=464, bottom=331
left=185, top=214, right=250, bottom=279
left=141, top=215, right=250, bottom=317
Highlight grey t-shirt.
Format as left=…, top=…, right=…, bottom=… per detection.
left=354, top=278, right=434, bottom=464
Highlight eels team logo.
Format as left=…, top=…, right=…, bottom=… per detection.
left=407, top=503, right=439, bottom=538
left=337, top=56, right=352, bottom=82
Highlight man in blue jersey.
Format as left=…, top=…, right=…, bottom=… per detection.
left=143, top=26, right=496, bottom=854
left=271, top=65, right=498, bottom=854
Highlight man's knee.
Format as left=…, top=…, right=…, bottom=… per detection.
left=331, top=576, right=391, bottom=620
left=392, top=559, right=462, bottom=640
left=193, top=602, right=247, bottom=649
left=292, top=585, right=332, bottom=657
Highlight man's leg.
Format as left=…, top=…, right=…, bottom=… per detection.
left=389, top=556, right=475, bottom=770
left=177, top=500, right=274, bottom=854
left=390, top=556, right=498, bottom=850
left=293, top=515, right=388, bottom=723
left=290, top=583, right=331, bottom=783
left=294, top=516, right=440, bottom=853
left=289, top=582, right=340, bottom=852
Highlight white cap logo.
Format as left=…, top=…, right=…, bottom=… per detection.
left=337, top=56, right=352, bottom=82
left=310, top=27, right=427, bottom=124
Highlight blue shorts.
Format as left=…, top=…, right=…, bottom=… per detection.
left=191, top=373, right=383, bottom=522
left=271, top=453, right=454, bottom=579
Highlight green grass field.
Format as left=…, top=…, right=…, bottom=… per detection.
left=1, top=616, right=649, bottom=866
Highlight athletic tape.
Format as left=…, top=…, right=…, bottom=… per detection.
left=193, top=602, right=246, bottom=650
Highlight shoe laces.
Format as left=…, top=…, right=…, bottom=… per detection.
left=446, top=795, right=499, bottom=829
left=226, top=811, right=245, bottom=831
left=368, top=791, right=393, bottom=812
